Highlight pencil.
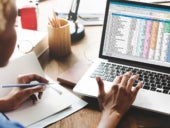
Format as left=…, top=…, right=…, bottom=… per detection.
left=48, top=11, right=61, bottom=28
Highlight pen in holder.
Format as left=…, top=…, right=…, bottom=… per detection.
left=48, top=15, right=71, bottom=59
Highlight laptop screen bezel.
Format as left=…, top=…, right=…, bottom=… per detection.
left=99, top=0, right=170, bottom=73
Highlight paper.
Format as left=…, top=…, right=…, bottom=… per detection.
left=54, top=0, right=106, bottom=15
left=6, top=87, right=71, bottom=127
left=16, top=28, right=47, bottom=47
left=11, top=28, right=48, bottom=59
left=54, top=0, right=106, bottom=26
left=0, top=52, right=87, bottom=127
left=0, top=52, right=45, bottom=98
left=28, top=76, right=87, bottom=128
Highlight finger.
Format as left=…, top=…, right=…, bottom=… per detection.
left=113, top=75, right=123, bottom=85
left=96, top=77, right=105, bottom=110
left=96, top=77, right=105, bottom=97
left=132, top=81, right=143, bottom=98
left=18, top=74, right=49, bottom=84
left=127, top=74, right=139, bottom=92
left=24, top=85, right=45, bottom=97
left=38, top=92, right=43, bottom=99
left=30, top=94, right=37, bottom=104
left=28, top=74, right=49, bottom=83
left=110, top=84, right=118, bottom=96
left=120, top=72, right=132, bottom=87
left=39, top=86, right=46, bottom=99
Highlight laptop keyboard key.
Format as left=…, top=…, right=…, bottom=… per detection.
left=151, top=87, right=156, bottom=91
left=143, top=86, right=150, bottom=90
left=163, top=90, right=169, bottom=94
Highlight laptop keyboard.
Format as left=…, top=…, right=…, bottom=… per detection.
left=90, top=62, right=170, bottom=94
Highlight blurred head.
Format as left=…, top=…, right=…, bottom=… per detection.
left=0, top=0, right=17, bottom=67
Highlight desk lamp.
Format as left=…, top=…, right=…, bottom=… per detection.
left=68, top=0, right=85, bottom=42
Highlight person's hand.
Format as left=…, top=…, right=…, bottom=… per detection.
left=96, top=72, right=143, bottom=128
left=0, top=74, right=48, bottom=112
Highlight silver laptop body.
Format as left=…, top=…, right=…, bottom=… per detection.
left=73, top=0, right=170, bottom=115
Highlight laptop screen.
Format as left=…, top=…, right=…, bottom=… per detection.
left=99, top=0, right=170, bottom=70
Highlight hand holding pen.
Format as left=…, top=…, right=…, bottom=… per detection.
left=0, top=74, right=48, bottom=112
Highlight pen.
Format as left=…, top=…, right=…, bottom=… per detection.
left=1, top=83, right=52, bottom=88
left=1, top=83, right=63, bottom=95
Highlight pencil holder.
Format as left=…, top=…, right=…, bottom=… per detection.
left=48, top=18, right=71, bottom=59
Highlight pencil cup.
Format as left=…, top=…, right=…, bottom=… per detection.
left=48, top=18, right=71, bottom=58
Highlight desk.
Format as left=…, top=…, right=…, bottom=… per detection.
left=36, top=0, right=170, bottom=128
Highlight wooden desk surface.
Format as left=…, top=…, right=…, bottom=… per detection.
left=37, top=0, right=170, bottom=128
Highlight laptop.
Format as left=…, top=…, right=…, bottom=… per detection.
left=73, top=0, right=170, bottom=115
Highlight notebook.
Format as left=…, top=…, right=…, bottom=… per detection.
left=73, top=0, right=170, bottom=115
left=0, top=52, right=71, bottom=127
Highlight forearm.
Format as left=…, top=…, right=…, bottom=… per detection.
left=0, top=97, right=15, bottom=112
left=0, top=98, right=7, bottom=112
left=98, top=110, right=122, bottom=128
